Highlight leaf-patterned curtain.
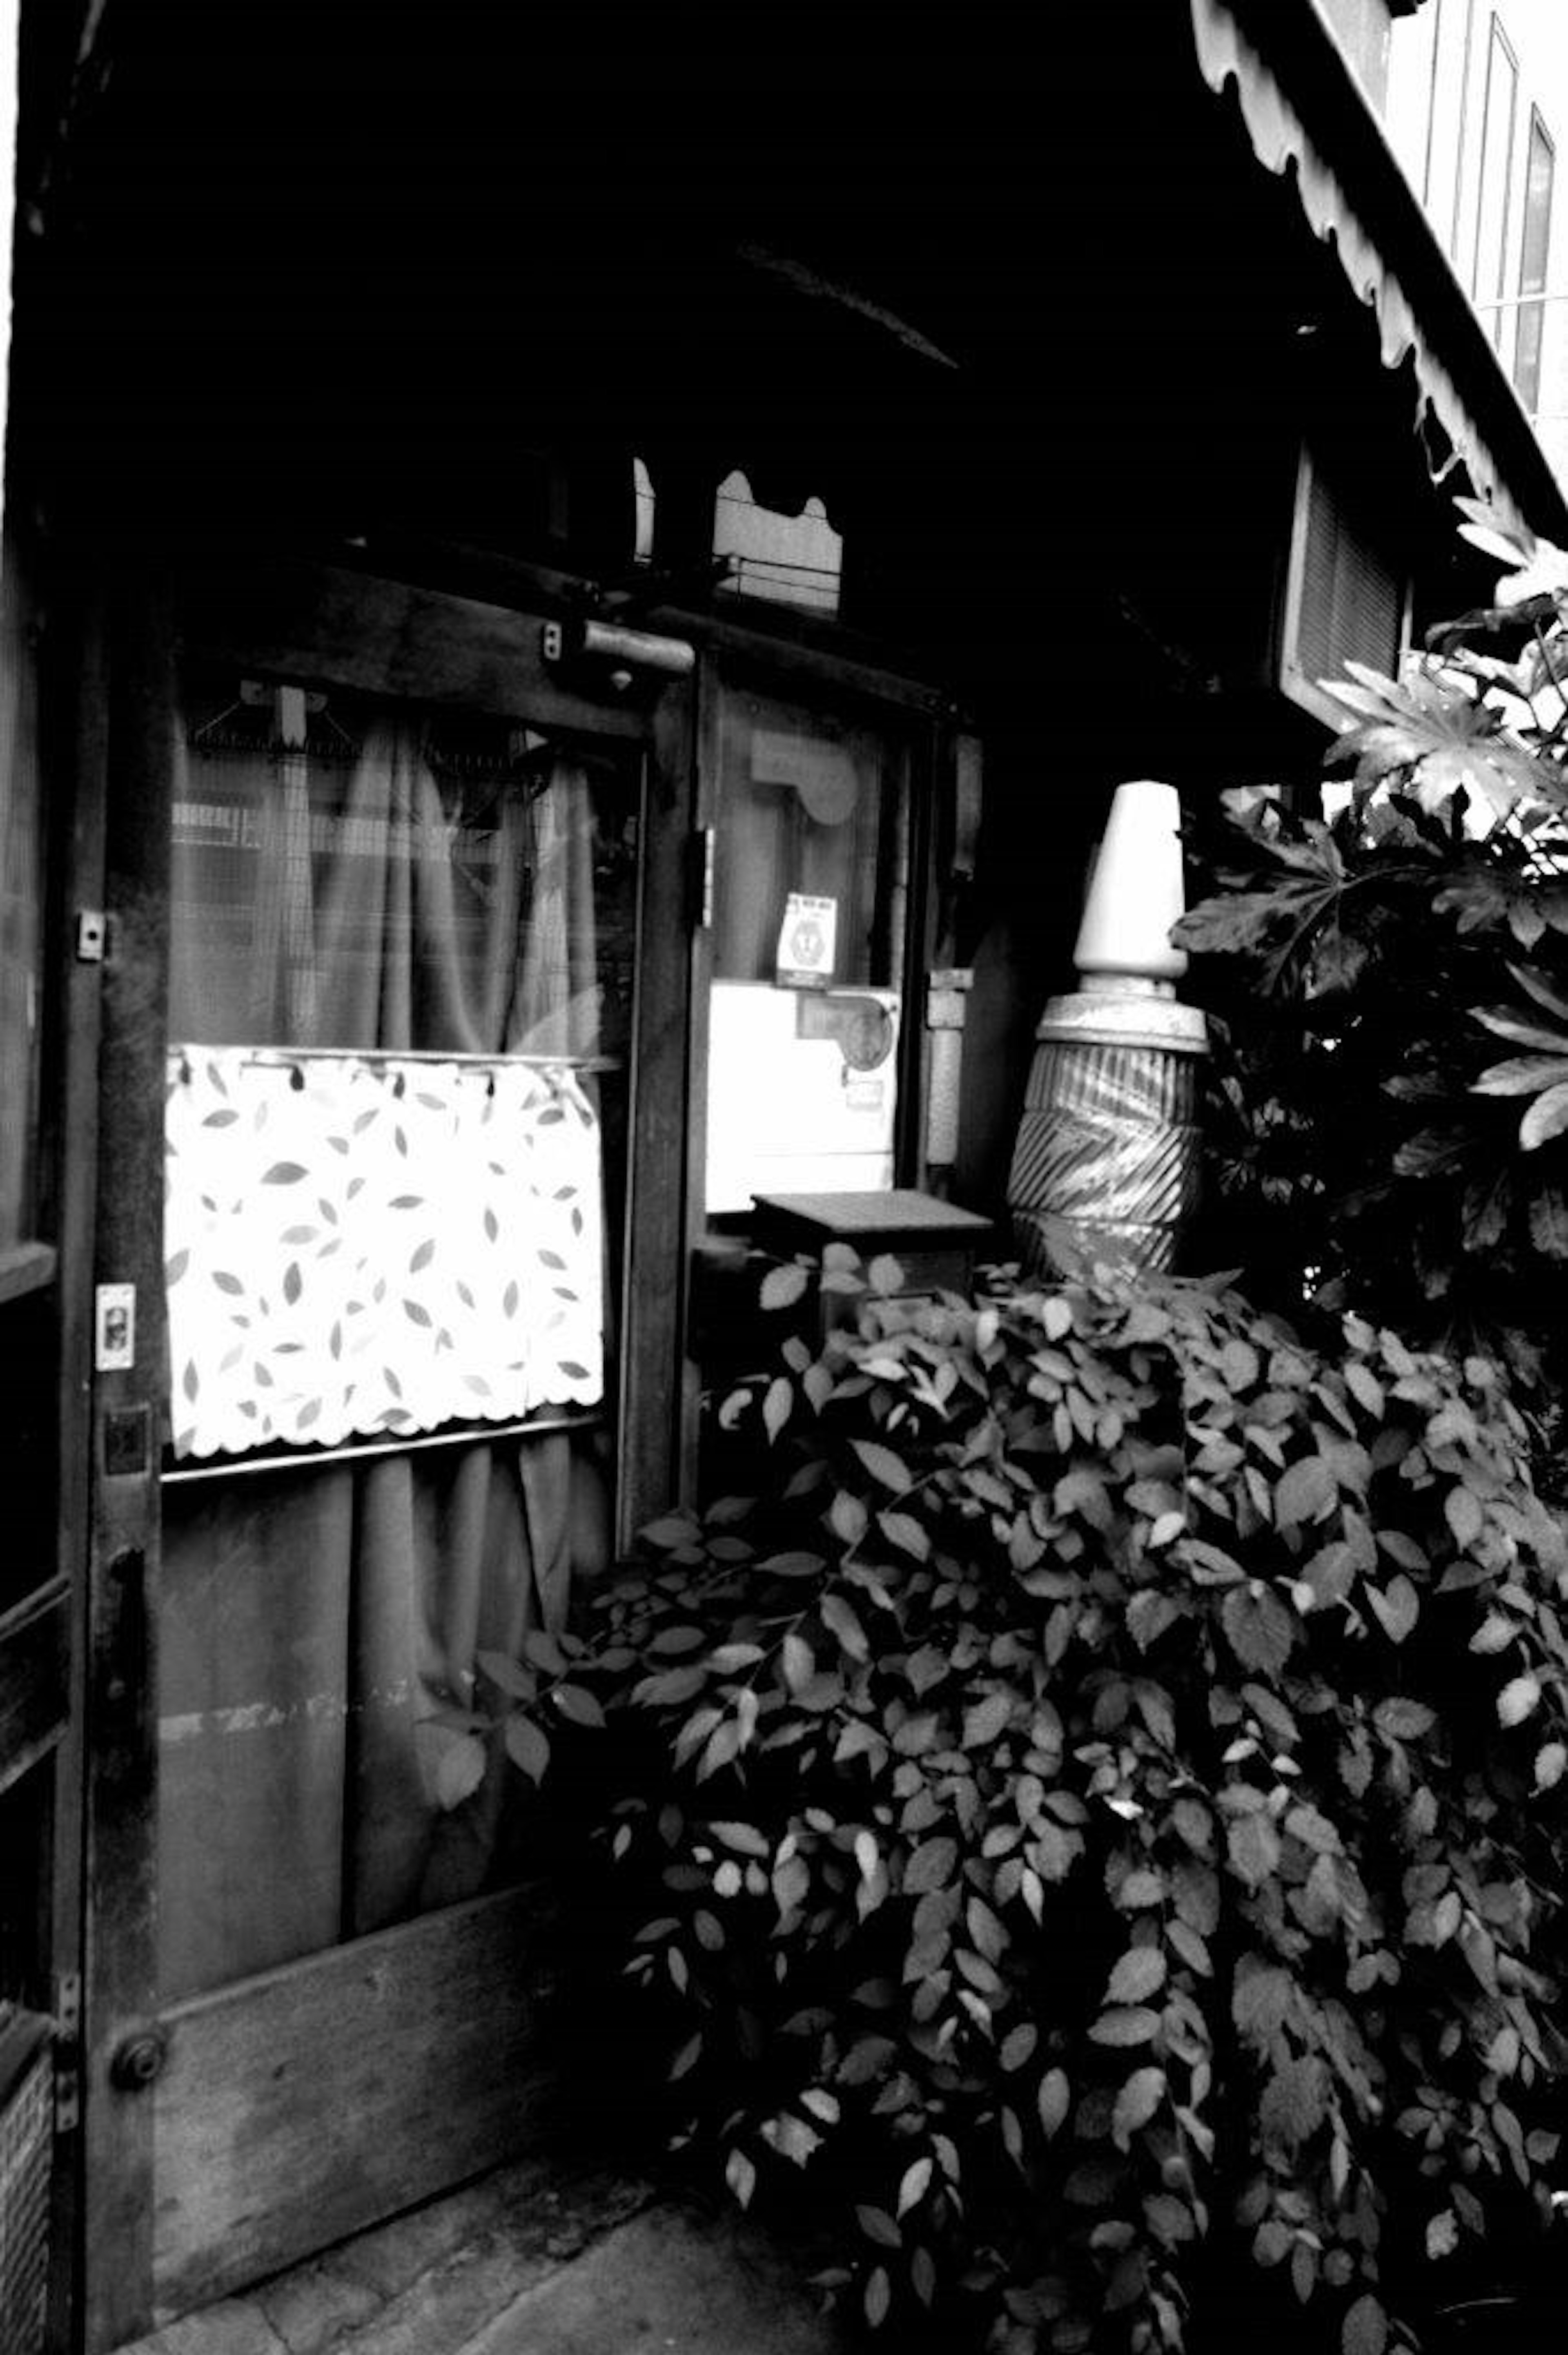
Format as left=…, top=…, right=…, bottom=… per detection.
left=165, top=1052, right=603, bottom=1460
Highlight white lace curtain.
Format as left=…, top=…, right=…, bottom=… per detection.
left=165, top=1050, right=604, bottom=1460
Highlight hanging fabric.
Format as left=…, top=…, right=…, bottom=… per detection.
left=157, top=688, right=627, bottom=1998
left=165, top=1049, right=603, bottom=1460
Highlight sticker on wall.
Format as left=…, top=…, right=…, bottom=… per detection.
left=775, top=893, right=837, bottom=989
left=95, top=1283, right=136, bottom=1372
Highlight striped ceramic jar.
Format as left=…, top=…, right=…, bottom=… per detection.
left=1007, top=987, right=1207, bottom=1277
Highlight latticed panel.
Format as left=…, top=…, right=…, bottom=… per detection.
left=0, top=2013, right=53, bottom=2355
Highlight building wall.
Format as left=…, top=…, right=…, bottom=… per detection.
left=1385, top=0, right=1568, bottom=492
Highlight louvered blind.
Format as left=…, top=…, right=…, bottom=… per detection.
left=1295, top=457, right=1403, bottom=687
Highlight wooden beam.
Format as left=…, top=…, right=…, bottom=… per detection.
left=43, top=573, right=111, bottom=2355
left=80, top=571, right=174, bottom=2355
left=675, top=660, right=721, bottom=1510
left=617, top=678, right=697, bottom=1546
left=180, top=561, right=647, bottom=740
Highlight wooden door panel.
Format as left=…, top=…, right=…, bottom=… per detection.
left=82, top=566, right=698, bottom=2346
left=151, top=1886, right=552, bottom=2323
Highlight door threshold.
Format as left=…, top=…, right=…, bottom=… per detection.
left=113, top=2155, right=654, bottom=2355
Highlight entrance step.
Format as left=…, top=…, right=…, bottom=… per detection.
left=114, top=2157, right=849, bottom=2355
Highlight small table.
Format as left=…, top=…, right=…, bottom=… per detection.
left=749, top=1189, right=996, bottom=1321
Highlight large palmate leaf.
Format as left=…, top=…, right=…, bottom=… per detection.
left=1470, top=982, right=1568, bottom=1145
left=1323, top=661, right=1561, bottom=821
left=1178, top=496, right=1568, bottom=1409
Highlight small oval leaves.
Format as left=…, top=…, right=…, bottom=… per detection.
left=1111, top=2066, right=1165, bottom=2148
left=1499, top=1673, right=1542, bottom=1727
left=503, top=1714, right=551, bottom=1784
left=1343, top=2292, right=1388, bottom=2355
left=433, top=1732, right=487, bottom=1810
left=1037, top=2067, right=1070, bottom=2137
left=760, top=1261, right=810, bottom=1311
left=852, top=1439, right=911, bottom=1493
left=1106, top=1947, right=1166, bottom=2006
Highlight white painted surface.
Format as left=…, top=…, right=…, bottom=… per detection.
left=704, top=981, right=898, bottom=1214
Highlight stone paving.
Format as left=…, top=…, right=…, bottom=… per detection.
left=116, top=2157, right=850, bottom=2355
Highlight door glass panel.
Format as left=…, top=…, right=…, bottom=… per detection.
left=705, top=682, right=911, bottom=1215
left=158, top=671, right=639, bottom=1999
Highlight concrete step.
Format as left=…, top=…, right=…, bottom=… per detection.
left=115, top=2158, right=849, bottom=2355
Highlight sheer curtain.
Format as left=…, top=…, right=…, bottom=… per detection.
left=159, top=702, right=617, bottom=1999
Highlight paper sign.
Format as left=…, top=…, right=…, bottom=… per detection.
left=776, top=893, right=837, bottom=988
left=96, top=1284, right=136, bottom=1372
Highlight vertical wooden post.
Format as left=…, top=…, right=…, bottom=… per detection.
left=617, top=673, right=699, bottom=1547
left=675, top=657, right=721, bottom=1506
left=894, top=717, right=940, bottom=1191
left=80, top=569, right=173, bottom=2355
left=41, top=569, right=111, bottom=2355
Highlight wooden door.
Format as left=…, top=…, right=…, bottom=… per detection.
left=0, top=530, right=102, bottom=2355
left=80, top=562, right=698, bottom=2350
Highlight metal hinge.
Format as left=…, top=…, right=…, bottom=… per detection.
left=53, top=1971, right=81, bottom=2132
left=76, top=909, right=107, bottom=963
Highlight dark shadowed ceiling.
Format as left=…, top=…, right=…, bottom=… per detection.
left=8, top=0, right=1508, bottom=730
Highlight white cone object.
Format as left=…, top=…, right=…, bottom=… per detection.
left=1072, top=778, right=1188, bottom=988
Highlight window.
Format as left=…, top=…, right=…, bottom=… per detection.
left=1432, top=0, right=1477, bottom=259
left=1278, top=447, right=1410, bottom=729
left=1471, top=16, right=1519, bottom=334
left=1386, top=0, right=1443, bottom=200
left=1515, top=108, right=1555, bottom=412
left=633, top=455, right=656, bottom=566
left=166, top=673, right=639, bottom=1465
left=704, top=681, right=910, bottom=1214
left=713, top=473, right=844, bottom=617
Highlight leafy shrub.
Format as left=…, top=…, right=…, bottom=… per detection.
left=1174, top=499, right=1568, bottom=1421
left=499, top=1256, right=1568, bottom=2355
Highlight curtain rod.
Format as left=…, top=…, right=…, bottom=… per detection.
left=161, top=1410, right=603, bottom=1485
left=168, top=1044, right=623, bottom=1074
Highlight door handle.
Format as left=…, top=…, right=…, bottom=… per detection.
left=98, top=1544, right=149, bottom=1788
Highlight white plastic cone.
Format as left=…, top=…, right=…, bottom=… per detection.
left=1072, top=778, right=1187, bottom=987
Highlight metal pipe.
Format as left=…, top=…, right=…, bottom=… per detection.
left=579, top=618, right=695, bottom=676
left=542, top=617, right=696, bottom=678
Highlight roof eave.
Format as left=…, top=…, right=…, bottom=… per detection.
left=1217, top=0, right=1568, bottom=541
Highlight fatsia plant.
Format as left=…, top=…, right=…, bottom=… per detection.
left=492, top=1255, right=1568, bottom=2355
left=1174, top=500, right=1568, bottom=1429
left=1470, top=961, right=1568, bottom=1151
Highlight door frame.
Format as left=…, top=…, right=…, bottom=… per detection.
left=78, top=555, right=700, bottom=2350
